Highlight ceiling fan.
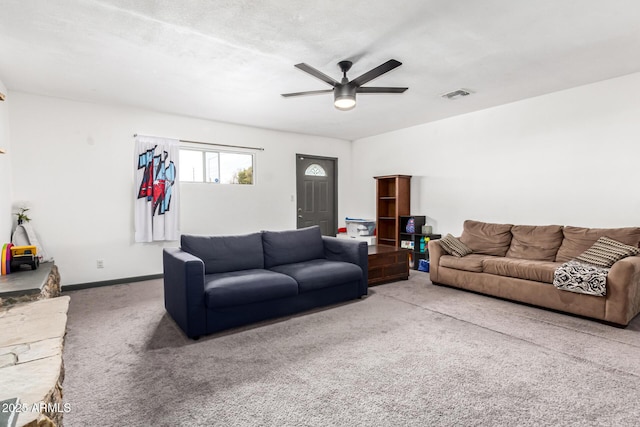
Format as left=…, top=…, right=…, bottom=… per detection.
left=281, top=59, right=408, bottom=111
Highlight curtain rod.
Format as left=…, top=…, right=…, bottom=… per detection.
left=133, top=133, right=264, bottom=151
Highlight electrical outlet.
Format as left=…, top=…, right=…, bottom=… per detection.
left=96, top=260, right=104, bottom=269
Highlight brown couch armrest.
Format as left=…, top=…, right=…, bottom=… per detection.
left=605, top=256, right=640, bottom=325
left=428, top=239, right=444, bottom=283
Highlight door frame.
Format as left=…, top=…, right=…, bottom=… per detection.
left=296, top=153, right=338, bottom=235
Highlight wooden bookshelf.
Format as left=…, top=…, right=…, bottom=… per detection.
left=374, top=175, right=411, bottom=247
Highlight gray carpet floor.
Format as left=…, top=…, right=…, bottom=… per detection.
left=62, top=272, right=640, bottom=426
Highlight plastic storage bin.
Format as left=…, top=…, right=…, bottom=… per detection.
left=345, top=219, right=376, bottom=237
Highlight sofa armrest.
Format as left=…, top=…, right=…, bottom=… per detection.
left=428, top=239, right=445, bottom=283
left=322, top=236, right=368, bottom=296
left=163, top=248, right=207, bottom=338
left=605, top=255, right=640, bottom=325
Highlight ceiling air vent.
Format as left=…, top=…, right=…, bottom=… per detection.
left=441, top=89, right=472, bottom=100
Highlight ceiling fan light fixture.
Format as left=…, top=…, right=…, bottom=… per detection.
left=334, top=85, right=356, bottom=110
left=334, top=95, right=356, bottom=110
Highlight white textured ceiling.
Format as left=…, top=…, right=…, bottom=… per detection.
left=1, top=1, right=640, bottom=141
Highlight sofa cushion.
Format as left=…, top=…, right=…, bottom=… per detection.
left=204, top=269, right=298, bottom=308
left=555, top=226, right=640, bottom=262
left=262, top=226, right=326, bottom=268
left=459, top=220, right=513, bottom=257
left=482, top=257, right=563, bottom=284
left=270, top=259, right=362, bottom=293
left=574, top=237, right=640, bottom=268
left=506, top=225, right=564, bottom=261
left=181, top=232, right=264, bottom=274
left=439, top=254, right=494, bottom=273
left=438, top=234, right=473, bottom=257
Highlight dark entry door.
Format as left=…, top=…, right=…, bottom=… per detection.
left=296, top=154, right=337, bottom=236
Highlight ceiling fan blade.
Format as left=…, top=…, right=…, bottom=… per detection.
left=281, top=89, right=334, bottom=97
left=351, top=59, right=402, bottom=87
left=294, top=63, right=338, bottom=87
left=357, top=87, right=408, bottom=93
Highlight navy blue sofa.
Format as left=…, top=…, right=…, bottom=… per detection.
left=163, top=226, right=368, bottom=339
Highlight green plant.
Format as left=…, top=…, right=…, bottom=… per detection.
left=233, top=166, right=253, bottom=185
left=15, top=207, right=31, bottom=223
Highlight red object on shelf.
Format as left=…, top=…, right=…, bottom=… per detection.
left=338, top=227, right=347, bottom=233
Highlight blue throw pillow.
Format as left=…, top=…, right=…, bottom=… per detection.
left=262, top=226, right=326, bottom=268
left=181, top=232, right=264, bottom=274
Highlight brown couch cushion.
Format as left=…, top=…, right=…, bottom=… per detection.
left=506, top=225, right=564, bottom=261
left=439, top=254, right=494, bottom=273
left=459, top=220, right=513, bottom=257
left=555, top=226, right=640, bottom=262
left=482, top=257, right=563, bottom=284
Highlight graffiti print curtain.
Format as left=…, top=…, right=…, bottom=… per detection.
left=134, top=135, right=180, bottom=242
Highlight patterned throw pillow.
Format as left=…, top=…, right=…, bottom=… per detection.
left=438, top=234, right=473, bottom=257
left=575, top=236, right=639, bottom=268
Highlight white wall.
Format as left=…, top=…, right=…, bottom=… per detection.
left=0, top=79, right=11, bottom=242
left=9, top=71, right=640, bottom=285
left=349, top=72, right=640, bottom=236
left=9, top=93, right=351, bottom=285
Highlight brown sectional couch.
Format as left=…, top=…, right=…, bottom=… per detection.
left=428, top=220, right=640, bottom=326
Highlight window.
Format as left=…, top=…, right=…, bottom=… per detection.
left=180, top=148, right=254, bottom=184
left=180, top=149, right=204, bottom=182
left=304, top=163, right=327, bottom=177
